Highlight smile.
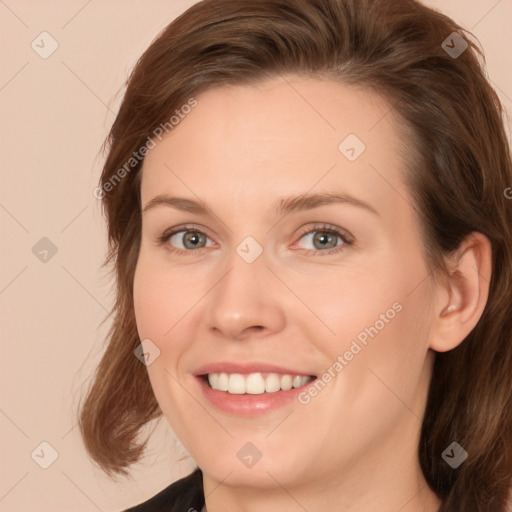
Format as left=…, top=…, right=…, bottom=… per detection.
left=194, top=362, right=318, bottom=415
left=206, top=372, right=314, bottom=394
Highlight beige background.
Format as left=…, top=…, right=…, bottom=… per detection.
left=1, top=1, right=511, bottom=511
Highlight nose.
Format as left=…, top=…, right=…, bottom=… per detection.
left=204, top=249, right=286, bottom=341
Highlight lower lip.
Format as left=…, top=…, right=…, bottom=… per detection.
left=196, top=376, right=314, bottom=416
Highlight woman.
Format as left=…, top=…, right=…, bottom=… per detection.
left=79, top=0, right=512, bottom=510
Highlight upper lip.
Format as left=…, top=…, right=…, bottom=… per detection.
left=193, top=362, right=316, bottom=377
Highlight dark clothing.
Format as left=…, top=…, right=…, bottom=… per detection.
left=123, top=468, right=204, bottom=512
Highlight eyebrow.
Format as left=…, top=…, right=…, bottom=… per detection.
left=142, top=192, right=379, bottom=217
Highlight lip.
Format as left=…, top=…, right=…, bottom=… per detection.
left=193, top=361, right=315, bottom=377
left=193, top=361, right=317, bottom=416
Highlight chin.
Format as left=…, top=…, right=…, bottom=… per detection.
left=200, top=455, right=306, bottom=489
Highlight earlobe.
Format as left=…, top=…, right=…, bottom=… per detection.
left=428, top=232, right=492, bottom=353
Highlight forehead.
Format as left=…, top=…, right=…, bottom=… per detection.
left=140, top=75, right=413, bottom=220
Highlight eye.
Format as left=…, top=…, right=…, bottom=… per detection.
left=291, top=223, right=354, bottom=256
left=156, top=222, right=354, bottom=256
left=157, top=225, right=214, bottom=255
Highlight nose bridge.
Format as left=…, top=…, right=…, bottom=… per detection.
left=204, top=240, right=285, bottom=339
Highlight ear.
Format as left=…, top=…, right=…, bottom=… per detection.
left=428, top=232, right=492, bottom=353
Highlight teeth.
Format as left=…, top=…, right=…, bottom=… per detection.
left=207, top=372, right=313, bottom=394
left=246, top=373, right=266, bottom=394
left=217, top=372, right=229, bottom=391
left=228, top=373, right=245, bottom=394
left=265, top=373, right=281, bottom=393
left=281, top=375, right=293, bottom=390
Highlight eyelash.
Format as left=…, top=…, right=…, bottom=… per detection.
left=156, top=223, right=354, bottom=257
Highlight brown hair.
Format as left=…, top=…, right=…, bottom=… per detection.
left=78, top=0, right=512, bottom=509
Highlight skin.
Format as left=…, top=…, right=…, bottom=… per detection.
left=133, top=75, right=492, bottom=512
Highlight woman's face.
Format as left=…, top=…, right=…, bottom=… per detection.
left=133, top=76, right=440, bottom=498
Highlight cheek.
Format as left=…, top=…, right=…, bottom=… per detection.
left=343, top=255, right=434, bottom=403
left=133, top=251, right=194, bottom=339
left=316, top=245, right=432, bottom=366
left=296, top=264, right=402, bottom=357
left=133, top=263, right=165, bottom=339
left=132, top=255, right=193, bottom=415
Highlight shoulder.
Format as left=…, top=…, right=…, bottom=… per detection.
left=122, top=468, right=204, bottom=512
